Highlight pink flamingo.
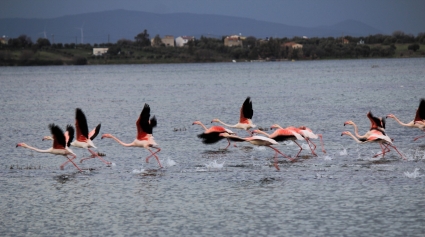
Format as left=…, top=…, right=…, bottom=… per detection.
left=271, top=124, right=326, bottom=155
left=192, top=120, right=236, bottom=149
left=16, top=124, right=82, bottom=171
left=101, top=104, right=162, bottom=168
left=211, top=97, right=256, bottom=135
left=341, top=130, right=405, bottom=160
left=72, top=108, right=110, bottom=165
left=387, top=98, right=425, bottom=141
left=220, top=133, right=294, bottom=171
left=252, top=125, right=305, bottom=158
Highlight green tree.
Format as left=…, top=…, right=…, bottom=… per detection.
left=408, top=43, right=420, bottom=52
left=134, top=29, right=151, bottom=47
left=36, top=38, right=51, bottom=48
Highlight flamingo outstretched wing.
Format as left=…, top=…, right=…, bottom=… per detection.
left=137, top=103, right=156, bottom=140
left=50, top=124, right=66, bottom=149
left=414, top=98, right=425, bottom=123
left=367, top=111, right=386, bottom=135
left=75, top=108, right=89, bottom=141
left=239, top=97, right=253, bottom=123
left=89, top=124, right=101, bottom=141
left=65, top=124, right=75, bottom=147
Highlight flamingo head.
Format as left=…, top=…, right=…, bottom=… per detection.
left=42, top=136, right=53, bottom=141
left=270, top=124, right=282, bottom=130
left=16, top=143, right=27, bottom=148
left=101, top=134, right=113, bottom=139
left=386, top=114, right=395, bottom=119
left=251, top=129, right=261, bottom=134
left=341, top=131, right=351, bottom=136
left=344, top=120, right=354, bottom=126
left=192, top=121, right=201, bottom=126
left=211, top=118, right=219, bottom=123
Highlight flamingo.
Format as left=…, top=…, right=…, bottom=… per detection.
left=211, top=97, right=256, bottom=135
left=341, top=130, right=405, bottom=160
left=271, top=124, right=326, bottom=155
left=101, top=103, right=162, bottom=168
left=387, top=98, right=425, bottom=141
left=219, top=133, right=294, bottom=171
left=16, top=124, right=82, bottom=171
left=192, top=120, right=236, bottom=149
left=43, top=108, right=111, bottom=165
left=252, top=126, right=305, bottom=158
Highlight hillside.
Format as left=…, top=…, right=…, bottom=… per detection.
left=0, top=10, right=382, bottom=44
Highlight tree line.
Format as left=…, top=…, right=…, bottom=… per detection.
left=1, top=29, right=424, bottom=65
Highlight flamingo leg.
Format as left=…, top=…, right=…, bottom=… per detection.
left=413, top=133, right=425, bottom=141
left=387, top=144, right=406, bottom=160
left=80, top=148, right=111, bottom=165
left=305, top=138, right=317, bottom=156
left=374, top=143, right=389, bottom=158
left=268, top=146, right=294, bottom=162
left=145, top=147, right=162, bottom=168
left=60, top=154, right=82, bottom=172
left=318, top=134, right=326, bottom=154
left=224, top=139, right=231, bottom=149
left=293, top=141, right=303, bottom=158
left=272, top=151, right=280, bottom=171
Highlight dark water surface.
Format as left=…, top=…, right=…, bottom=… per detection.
left=1, top=59, right=425, bottom=236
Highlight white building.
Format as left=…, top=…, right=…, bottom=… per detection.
left=175, top=36, right=194, bottom=47
left=93, top=48, right=108, bottom=56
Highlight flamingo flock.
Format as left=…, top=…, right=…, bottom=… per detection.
left=15, top=97, right=425, bottom=172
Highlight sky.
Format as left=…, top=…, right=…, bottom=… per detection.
left=1, top=0, right=424, bottom=35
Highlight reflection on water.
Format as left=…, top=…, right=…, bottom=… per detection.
left=1, top=59, right=425, bottom=236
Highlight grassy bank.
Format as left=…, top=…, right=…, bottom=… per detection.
left=1, top=43, right=424, bottom=66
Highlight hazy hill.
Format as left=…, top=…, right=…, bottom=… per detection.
left=0, top=9, right=382, bottom=44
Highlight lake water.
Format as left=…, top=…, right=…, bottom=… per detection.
left=1, top=58, right=425, bottom=236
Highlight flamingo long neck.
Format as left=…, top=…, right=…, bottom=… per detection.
left=196, top=122, right=208, bottom=131
left=349, top=123, right=368, bottom=138
left=216, top=119, right=236, bottom=128
left=390, top=115, right=413, bottom=127
left=254, top=130, right=270, bottom=137
left=108, top=135, right=134, bottom=147
left=343, top=132, right=363, bottom=143
left=23, top=145, right=52, bottom=153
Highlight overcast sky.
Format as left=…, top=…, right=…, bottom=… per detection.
left=1, top=0, right=424, bottom=35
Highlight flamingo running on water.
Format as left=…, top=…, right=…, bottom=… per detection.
left=387, top=98, right=425, bottom=141
left=252, top=125, right=305, bottom=158
left=16, top=124, right=82, bottom=171
left=271, top=124, right=326, bottom=155
left=211, top=97, right=256, bottom=135
left=219, top=133, right=294, bottom=171
left=192, top=120, right=236, bottom=149
left=341, top=130, right=406, bottom=160
left=101, top=103, right=162, bottom=168
left=44, top=108, right=111, bottom=165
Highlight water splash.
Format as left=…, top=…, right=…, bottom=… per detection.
left=339, top=147, right=348, bottom=156
left=205, top=160, right=225, bottom=170
left=163, top=158, right=177, bottom=167
left=323, top=155, right=333, bottom=161
left=132, top=167, right=145, bottom=174
left=404, top=168, right=423, bottom=179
